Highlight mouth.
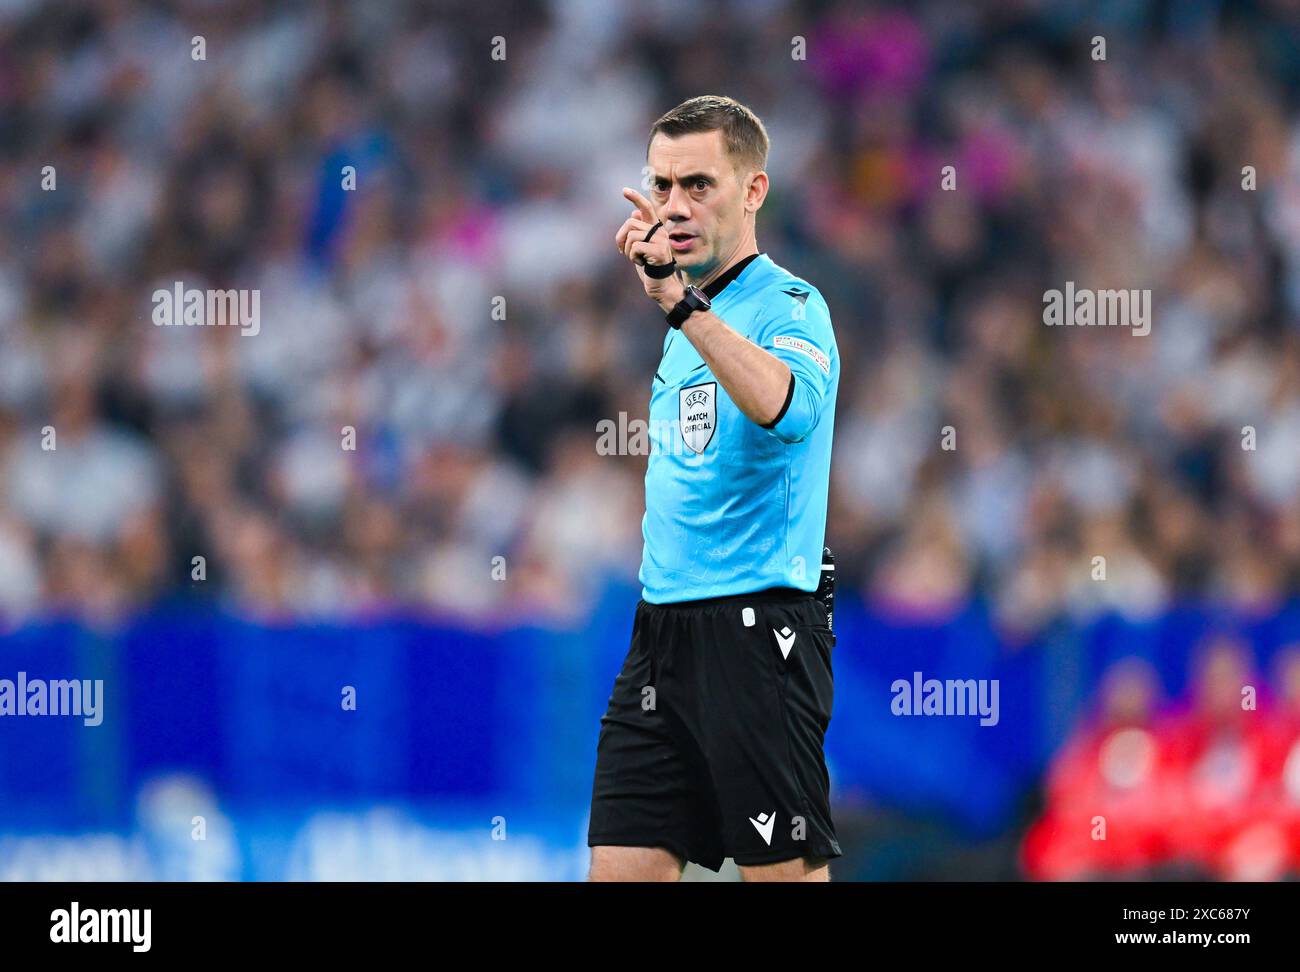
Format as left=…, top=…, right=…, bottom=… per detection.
left=668, top=231, right=698, bottom=252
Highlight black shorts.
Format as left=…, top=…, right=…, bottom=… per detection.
left=587, top=586, right=841, bottom=872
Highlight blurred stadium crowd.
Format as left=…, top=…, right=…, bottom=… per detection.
left=3, top=0, right=1300, bottom=628
left=3, top=0, right=1300, bottom=878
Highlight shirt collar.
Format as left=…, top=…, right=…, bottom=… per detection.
left=700, top=252, right=762, bottom=300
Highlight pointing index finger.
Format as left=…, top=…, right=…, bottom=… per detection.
left=622, top=186, right=656, bottom=222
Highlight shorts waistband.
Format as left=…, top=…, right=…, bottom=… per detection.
left=642, top=586, right=815, bottom=611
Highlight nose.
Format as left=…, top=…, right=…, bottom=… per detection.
left=662, top=182, right=692, bottom=223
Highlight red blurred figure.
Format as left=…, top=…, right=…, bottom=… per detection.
left=1021, top=657, right=1178, bottom=879
left=1255, top=645, right=1300, bottom=879
left=1157, top=636, right=1283, bottom=880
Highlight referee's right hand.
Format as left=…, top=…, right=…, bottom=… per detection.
left=615, top=187, right=683, bottom=308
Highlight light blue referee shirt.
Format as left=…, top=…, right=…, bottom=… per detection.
left=640, top=252, right=839, bottom=603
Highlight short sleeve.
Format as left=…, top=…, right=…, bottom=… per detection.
left=753, top=286, right=836, bottom=443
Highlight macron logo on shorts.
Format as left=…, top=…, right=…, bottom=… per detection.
left=774, top=626, right=796, bottom=659
left=749, top=811, right=776, bottom=845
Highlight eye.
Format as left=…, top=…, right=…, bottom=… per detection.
left=654, top=180, right=669, bottom=192
left=693, top=179, right=708, bottom=192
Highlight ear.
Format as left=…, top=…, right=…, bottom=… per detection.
left=744, top=170, right=769, bottom=214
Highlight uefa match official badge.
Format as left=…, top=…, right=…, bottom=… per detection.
left=678, top=381, right=716, bottom=454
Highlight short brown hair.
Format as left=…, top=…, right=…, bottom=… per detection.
left=647, top=95, right=769, bottom=175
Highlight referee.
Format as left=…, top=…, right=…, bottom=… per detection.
left=588, top=96, right=841, bottom=882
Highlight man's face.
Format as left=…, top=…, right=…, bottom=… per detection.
left=646, top=130, right=753, bottom=276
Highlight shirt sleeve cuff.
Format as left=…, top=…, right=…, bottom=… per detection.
left=760, top=372, right=796, bottom=430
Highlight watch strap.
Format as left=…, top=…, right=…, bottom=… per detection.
left=666, top=287, right=709, bottom=329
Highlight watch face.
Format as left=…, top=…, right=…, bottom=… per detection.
left=688, top=285, right=710, bottom=307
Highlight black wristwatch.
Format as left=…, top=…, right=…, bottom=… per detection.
left=665, top=285, right=711, bottom=329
